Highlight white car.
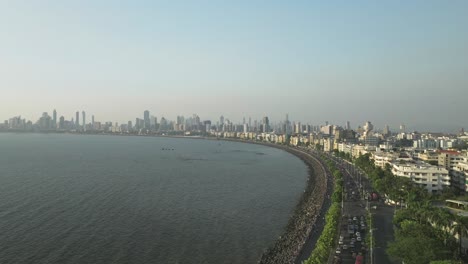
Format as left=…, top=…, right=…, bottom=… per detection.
left=336, top=247, right=341, bottom=254
left=355, top=232, right=361, bottom=237
left=357, top=236, right=362, bottom=242
left=342, top=244, right=348, bottom=250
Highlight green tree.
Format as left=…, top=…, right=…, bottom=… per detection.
left=450, top=216, right=468, bottom=259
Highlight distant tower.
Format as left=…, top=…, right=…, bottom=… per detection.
left=220, top=115, right=224, bottom=125
left=53, top=109, right=57, bottom=127
left=128, top=121, right=133, bottom=131
left=75, top=111, right=80, bottom=127
left=59, top=116, right=65, bottom=129
left=92, top=115, right=95, bottom=125
left=363, top=121, right=374, bottom=137
left=325, top=121, right=329, bottom=126
left=383, top=125, right=390, bottom=137
left=82, top=111, right=86, bottom=127
left=400, top=124, right=406, bottom=133
left=346, top=121, right=350, bottom=130
left=144, top=110, right=150, bottom=129
left=243, top=117, right=246, bottom=124
left=262, top=116, right=270, bottom=133
left=249, top=117, right=251, bottom=128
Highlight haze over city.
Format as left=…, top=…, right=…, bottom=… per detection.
left=1, top=1, right=467, bottom=131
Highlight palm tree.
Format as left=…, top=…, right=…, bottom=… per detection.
left=409, top=200, right=433, bottom=225
left=450, top=215, right=468, bottom=259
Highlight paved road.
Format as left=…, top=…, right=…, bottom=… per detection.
left=294, top=149, right=397, bottom=264
left=324, top=152, right=397, bottom=264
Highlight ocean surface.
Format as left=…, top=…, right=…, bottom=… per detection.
left=0, top=133, right=309, bottom=264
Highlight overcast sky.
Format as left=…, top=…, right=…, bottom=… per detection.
left=0, top=1, right=467, bottom=132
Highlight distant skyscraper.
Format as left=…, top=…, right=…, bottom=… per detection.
left=220, top=115, right=224, bottom=125
left=59, top=116, right=65, bottom=129
left=128, top=121, right=133, bottom=131
left=262, top=116, right=270, bottom=133
left=400, top=124, right=406, bottom=133
left=53, top=109, right=57, bottom=127
left=92, top=115, right=95, bottom=125
left=75, top=111, right=79, bottom=127
left=383, top=124, right=390, bottom=137
left=144, top=110, right=150, bottom=129
left=248, top=117, right=251, bottom=127
left=243, top=117, right=246, bottom=124
left=346, top=121, right=350, bottom=130
left=82, top=111, right=86, bottom=127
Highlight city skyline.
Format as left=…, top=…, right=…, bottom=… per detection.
left=2, top=108, right=465, bottom=134
left=1, top=1, right=467, bottom=132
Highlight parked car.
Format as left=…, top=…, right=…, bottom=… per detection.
left=357, top=236, right=362, bottom=242
left=336, top=247, right=341, bottom=254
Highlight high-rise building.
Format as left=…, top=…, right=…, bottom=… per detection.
left=144, top=110, right=150, bottom=129
left=135, top=118, right=141, bottom=130
left=53, top=109, right=57, bottom=127
left=383, top=125, right=390, bottom=137
left=346, top=121, right=350, bottom=130
left=59, top=116, right=65, bottom=129
left=262, top=116, right=270, bottom=133
left=92, top=115, right=95, bottom=125
left=82, top=111, right=86, bottom=127
left=75, top=111, right=80, bottom=128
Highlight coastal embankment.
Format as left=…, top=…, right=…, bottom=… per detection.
left=255, top=144, right=331, bottom=264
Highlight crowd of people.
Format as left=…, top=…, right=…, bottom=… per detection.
left=258, top=149, right=330, bottom=264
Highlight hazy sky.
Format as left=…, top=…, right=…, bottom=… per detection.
left=1, top=1, right=467, bottom=132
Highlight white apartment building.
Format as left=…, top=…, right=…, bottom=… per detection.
left=438, top=150, right=464, bottom=171
left=391, top=162, right=450, bottom=193
left=418, top=151, right=439, bottom=164
left=452, top=157, right=468, bottom=192
left=323, top=138, right=334, bottom=152
left=373, top=152, right=397, bottom=168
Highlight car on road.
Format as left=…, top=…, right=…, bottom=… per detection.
left=350, top=241, right=355, bottom=248
left=355, top=232, right=361, bottom=237
left=335, top=247, right=341, bottom=254
left=342, top=244, right=348, bottom=250
left=351, top=238, right=356, bottom=243
left=357, top=236, right=362, bottom=242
